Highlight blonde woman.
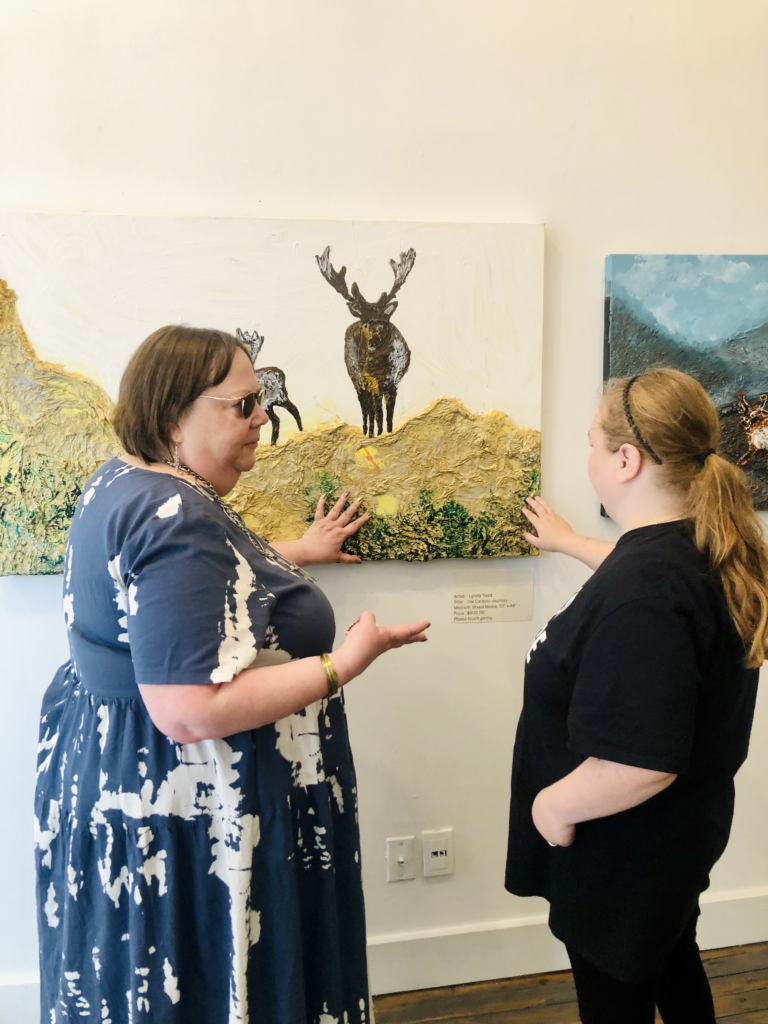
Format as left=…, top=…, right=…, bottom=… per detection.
left=506, top=369, right=767, bottom=1024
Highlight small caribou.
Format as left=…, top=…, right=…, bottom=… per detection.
left=316, top=246, right=416, bottom=437
left=236, top=328, right=303, bottom=446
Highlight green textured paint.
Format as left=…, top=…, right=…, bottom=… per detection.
left=0, top=442, right=87, bottom=574
left=304, top=471, right=539, bottom=561
left=0, top=276, right=121, bottom=575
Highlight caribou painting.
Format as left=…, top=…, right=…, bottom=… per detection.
left=316, top=246, right=416, bottom=437
left=236, top=328, right=303, bottom=445
left=737, top=390, right=768, bottom=465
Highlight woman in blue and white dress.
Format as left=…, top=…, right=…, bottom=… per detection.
left=35, top=325, right=430, bottom=1024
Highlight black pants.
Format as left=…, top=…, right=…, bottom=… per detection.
left=566, top=914, right=716, bottom=1024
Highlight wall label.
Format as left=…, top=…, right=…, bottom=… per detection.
left=452, top=570, right=533, bottom=623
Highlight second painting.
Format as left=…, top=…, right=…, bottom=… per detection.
left=0, top=216, right=544, bottom=572
left=605, top=254, right=768, bottom=508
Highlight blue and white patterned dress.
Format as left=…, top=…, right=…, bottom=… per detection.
left=35, top=458, right=370, bottom=1024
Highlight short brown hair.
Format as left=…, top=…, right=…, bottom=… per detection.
left=113, top=325, right=252, bottom=463
left=600, top=367, right=768, bottom=668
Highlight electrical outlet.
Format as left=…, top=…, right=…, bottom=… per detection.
left=386, top=836, right=416, bottom=882
left=422, top=829, right=454, bottom=877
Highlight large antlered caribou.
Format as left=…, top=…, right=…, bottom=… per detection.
left=316, top=246, right=416, bottom=437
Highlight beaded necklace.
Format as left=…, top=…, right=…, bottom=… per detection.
left=163, top=459, right=316, bottom=583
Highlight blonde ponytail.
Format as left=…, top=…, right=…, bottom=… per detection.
left=600, top=368, right=768, bottom=668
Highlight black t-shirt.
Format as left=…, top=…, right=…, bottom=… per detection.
left=505, top=521, right=759, bottom=984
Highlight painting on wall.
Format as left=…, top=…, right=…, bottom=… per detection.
left=0, top=215, right=544, bottom=575
left=605, top=254, right=768, bottom=509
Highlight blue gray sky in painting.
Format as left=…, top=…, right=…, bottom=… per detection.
left=607, top=254, right=768, bottom=348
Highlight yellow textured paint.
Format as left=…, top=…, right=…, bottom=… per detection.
left=353, top=445, right=384, bottom=473
left=228, top=395, right=541, bottom=558
left=376, top=494, right=399, bottom=516
left=0, top=277, right=120, bottom=575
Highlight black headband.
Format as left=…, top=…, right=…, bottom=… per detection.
left=622, top=376, right=663, bottom=465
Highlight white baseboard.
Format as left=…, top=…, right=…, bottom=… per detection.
left=368, top=912, right=570, bottom=996
left=697, top=886, right=768, bottom=951
left=368, top=886, right=768, bottom=995
left=3, top=890, right=766, bottom=1016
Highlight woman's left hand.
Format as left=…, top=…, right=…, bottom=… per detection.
left=532, top=787, right=576, bottom=847
left=300, top=492, right=373, bottom=564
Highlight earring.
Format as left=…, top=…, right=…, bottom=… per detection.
left=172, top=442, right=181, bottom=470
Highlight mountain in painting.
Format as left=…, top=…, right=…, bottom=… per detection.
left=717, top=320, right=768, bottom=382
left=605, top=297, right=768, bottom=507
left=605, top=298, right=768, bottom=404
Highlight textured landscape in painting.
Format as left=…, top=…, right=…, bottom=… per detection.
left=0, top=216, right=544, bottom=574
left=605, top=254, right=768, bottom=508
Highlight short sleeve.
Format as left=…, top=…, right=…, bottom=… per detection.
left=120, top=496, right=275, bottom=686
left=567, top=598, right=700, bottom=774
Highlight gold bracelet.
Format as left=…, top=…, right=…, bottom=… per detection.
left=320, top=652, right=340, bottom=697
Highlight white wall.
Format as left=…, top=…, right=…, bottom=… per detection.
left=2, top=1, right=768, bottom=1018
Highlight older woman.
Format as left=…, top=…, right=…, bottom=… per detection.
left=34, top=326, right=429, bottom=1024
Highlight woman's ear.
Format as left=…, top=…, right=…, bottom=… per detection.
left=616, top=443, right=644, bottom=483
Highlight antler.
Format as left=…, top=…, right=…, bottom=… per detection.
left=316, top=247, right=352, bottom=301
left=316, top=245, right=416, bottom=320
left=385, top=249, right=417, bottom=303
left=236, top=327, right=265, bottom=362
left=316, top=246, right=373, bottom=318
left=370, top=249, right=417, bottom=315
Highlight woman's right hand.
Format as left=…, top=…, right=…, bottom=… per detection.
left=523, top=496, right=615, bottom=570
left=332, top=610, right=430, bottom=684
left=522, top=496, right=576, bottom=553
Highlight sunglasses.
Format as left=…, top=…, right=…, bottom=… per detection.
left=198, top=390, right=263, bottom=419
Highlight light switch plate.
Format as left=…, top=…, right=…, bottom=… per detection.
left=386, top=836, right=416, bottom=882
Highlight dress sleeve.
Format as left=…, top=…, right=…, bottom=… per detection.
left=120, top=495, right=276, bottom=686
left=567, top=598, right=700, bottom=774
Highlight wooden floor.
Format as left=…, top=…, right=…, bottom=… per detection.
left=373, top=942, right=768, bottom=1023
